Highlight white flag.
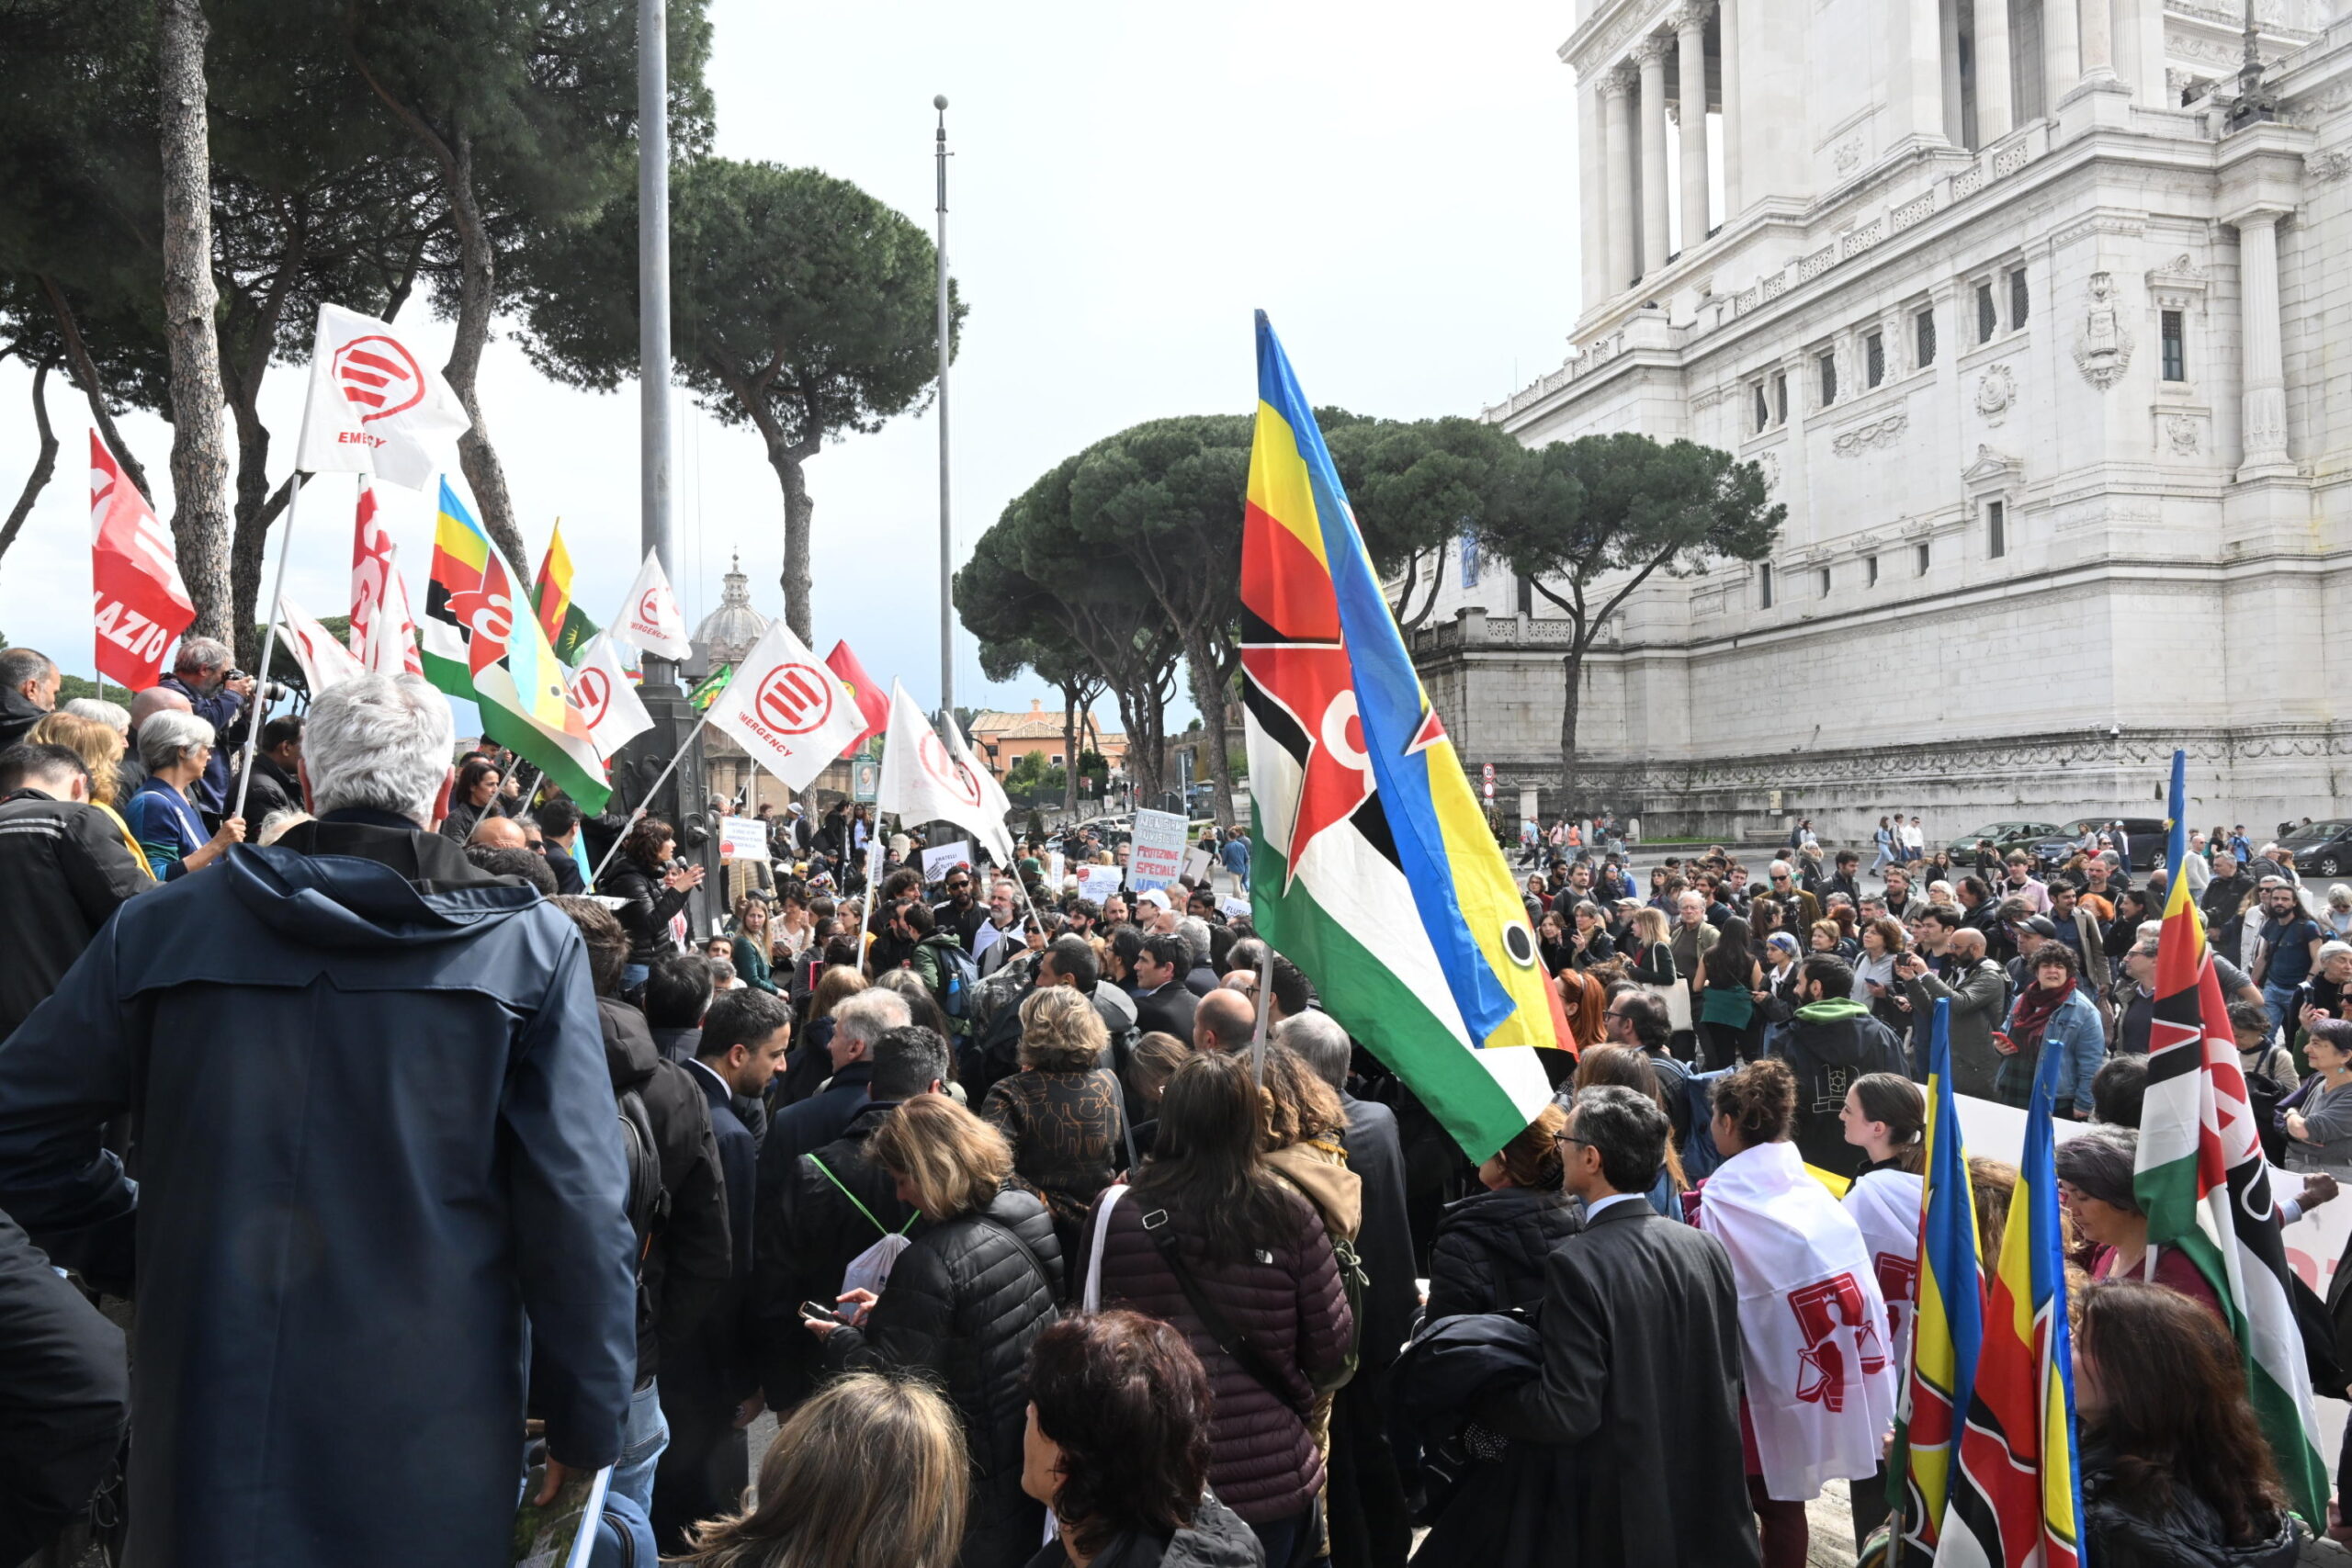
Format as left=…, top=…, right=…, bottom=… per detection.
left=611, top=549, right=694, bottom=661
left=567, top=632, right=655, bottom=761
left=276, top=594, right=368, bottom=694
left=704, top=621, right=865, bottom=792
left=876, top=680, right=1015, bottom=864
left=294, top=303, right=471, bottom=490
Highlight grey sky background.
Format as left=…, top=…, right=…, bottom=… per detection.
left=0, top=0, right=1581, bottom=730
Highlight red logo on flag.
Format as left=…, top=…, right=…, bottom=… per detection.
left=447, top=584, right=514, bottom=646
left=573, top=666, right=612, bottom=728
left=918, top=729, right=985, bottom=808
left=1786, top=1272, right=1886, bottom=1413
left=637, top=587, right=672, bottom=628
left=332, top=335, right=426, bottom=423
left=752, top=662, right=834, bottom=736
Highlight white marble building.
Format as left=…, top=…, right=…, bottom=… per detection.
left=1424, top=0, right=2352, bottom=842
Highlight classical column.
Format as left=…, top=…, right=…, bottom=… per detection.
left=1894, top=0, right=1946, bottom=144
left=2043, top=0, right=2079, bottom=106
left=1604, top=66, right=1638, bottom=290
left=1637, top=34, right=1672, bottom=271
left=1942, top=0, right=1967, bottom=143
left=1718, top=0, right=1742, bottom=214
left=1676, top=5, right=1712, bottom=247
left=2236, top=209, right=2292, bottom=476
left=1579, top=78, right=1610, bottom=310
left=2079, top=0, right=2114, bottom=78
left=1974, top=0, right=2014, bottom=141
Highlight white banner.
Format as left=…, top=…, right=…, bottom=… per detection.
left=703, top=620, right=866, bottom=792
left=922, top=840, right=974, bottom=886
left=294, top=302, right=469, bottom=490
left=1077, top=864, right=1124, bottom=905
left=876, top=681, right=1014, bottom=864
left=1128, top=808, right=1188, bottom=892
left=611, top=550, right=694, bottom=661
left=718, top=817, right=770, bottom=863
left=567, top=633, right=655, bottom=761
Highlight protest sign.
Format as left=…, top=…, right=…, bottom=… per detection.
left=718, top=817, right=769, bottom=863
left=1128, top=808, right=1188, bottom=892
left=922, top=840, right=974, bottom=886
left=1077, top=864, right=1124, bottom=904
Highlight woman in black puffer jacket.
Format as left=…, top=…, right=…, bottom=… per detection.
left=600, top=816, right=699, bottom=989
left=1424, top=1104, right=1580, bottom=1322
left=812, top=1094, right=1063, bottom=1568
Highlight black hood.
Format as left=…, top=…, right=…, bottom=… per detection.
left=598, top=995, right=660, bottom=1093
left=1434, top=1186, right=1580, bottom=1278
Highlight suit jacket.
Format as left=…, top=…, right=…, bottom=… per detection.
left=1479, top=1200, right=1760, bottom=1568
left=1134, top=981, right=1198, bottom=1042
left=686, top=1060, right=756, bottom=1279
left=1340, top=1093, right=1419, bottom=1370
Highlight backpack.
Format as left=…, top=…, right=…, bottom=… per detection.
left=616, top=1087, right=669, bottom=1266
left=933, top=940, right=982, bottom=1033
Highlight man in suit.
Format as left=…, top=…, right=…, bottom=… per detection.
left=658, top=989, right=792, bottom=1546
left=1130, top=931, right=1198, bottom=1042
left=1479, top=1085, right=1761, bottom=1568
left=753, top=988, right=910, bottom=1211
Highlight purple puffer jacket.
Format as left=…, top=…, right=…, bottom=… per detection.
left=1084, top=1183, right=1352, bottom=1526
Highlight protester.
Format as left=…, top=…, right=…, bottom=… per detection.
left=1464, top=1084, right=1758, bottom=1568
left=1085, top=1051, right=1351, bottom=1567
left=983, top=987, right=1129, bottom=1265
left=0, top=742, right=154, bottom=1039
left=537, top=795, right=588, bottom=894
left=761, top=987, right=913, bottom=1190
left=232, top=713, right=304, bottom=825
left=436, top=753, right=506, bottom=841
left=2282, top=1017, right=2352, bottom=1175
left=1996, top=940, right=2104, bottom=1119
left=0, top=645, right=60, bottom=746
left=671, top=1372, right=970, bottom=1568
left=121, top=709, right=245, bottom=879
left=2054, top=1125, right=2223, bottom=1319
left=1836, top=1072, right=1925, bottom=1547
left=808, top=1094, right=1063, bottom=1568
left=1132, top=930, right=1202, bottom=1041
left=605, top=816, right=705, bottom=991
left=1019, top=1311, right=1261, bottom=1568
left=155, top=637, right=250, bottom=818
left=729, top=895, right=781, bottom=994
left=1697, top=915, right=1763, bottom=1069
left=1775, top=954, right=1905, bottom=1178
left=0, top=673, right=638, bottom=1567
left=645, top=953, right=715, bottom=1063
left=1571, top=1045, right=1689, bottom=1215
left=0, top=1200, right=130, bottom=1565
left=2074, top=1280, right=2301, bottom=1565
left=24, top=711, right=142, bottom=864
left=1695, top=1057, right=1894, bottom=1568
left=1424, top=1102, right=1579, bottom=1320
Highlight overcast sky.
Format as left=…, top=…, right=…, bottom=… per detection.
left=0, top=0, right=1581, bottom=728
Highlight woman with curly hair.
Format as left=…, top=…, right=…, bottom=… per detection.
left=602, top=815, right=702, bottom=990
left=982, top=987, right=1128, bottom=1266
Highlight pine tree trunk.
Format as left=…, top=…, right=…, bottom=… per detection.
left=767, top=437, right=818, bottom=644
left=157, top=0, right=234, bottom=644
left=0, top=362, right=59, bottom=567
left=224, top=389, right=273, bottom=669
left=439, top=131, right=526, bottom=572
left=1062, top=693, right=1079, bottom=814
left=1180, top=630, right=1238, bottom=828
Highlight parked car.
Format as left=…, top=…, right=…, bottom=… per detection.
left=1945, top=820, right=2063, bottom=861
left=2282, top=819, right=2352, bottom=877
left=2028, top=817, right=2169, bottom=873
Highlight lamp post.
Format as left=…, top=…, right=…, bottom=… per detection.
left=933, top=95, right=955, bottom=730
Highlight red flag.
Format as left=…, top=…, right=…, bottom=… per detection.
left=824, top=638, right=888, bottom=746
left=89, top=433, right=195, bottom=690
left=348, top=480, right=422, bottom=677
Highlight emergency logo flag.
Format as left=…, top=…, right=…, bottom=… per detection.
left=1939, top=1017, right=2083, bottom=1568
left=2133, top=748, right=2328, bottom=1526
left=533, top=519, right=601, bottom=665
left=1240, top=311, right=1564, bottom=1161
left=347, top=479, right=423, bottom=676
left=293, top=302, right=469, bottom=490
left=702, top=622, right=866, bottom=793
left=876, top=679, right=1015, bottom=864
left=275, top=594, right=367, bottom=694
left=89, top=433, right=195, bottom=690
left=567, top=632, right=654, bottom=762
left=613, top=549, right=693, bottom=662
left=824, top=639, right=889, bottom=747
left=1891, top=999, right=1986, bottom=1558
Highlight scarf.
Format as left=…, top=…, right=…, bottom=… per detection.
left=2007, top=976, right=2075, bottom=1054
left=1697, top=1141, right=1897, bottom=1500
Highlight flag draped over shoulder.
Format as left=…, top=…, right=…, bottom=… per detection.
left=1239, top=310, right=1563, bottom=1161
left=2133, top=749, right=2328, bottom=1526
left=1939, top=1017, right=2081, bottom=1568
left=1893, top=999, right=1985, bottom=1559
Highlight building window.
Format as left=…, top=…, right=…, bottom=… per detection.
left=1052, top=754, right=1065, bottom=767
left=1916, top=308, right=1937, bottom=367
left=1865, top=331, right=1885, bottom=389
left=1986, top=499, right=2006, bottom=559
left=1754, top=382, right=1770, bottom=433
left=1773, top=372, right=1789, bottom=424
left=1915, top=541, right=1930, bottom=575
left=1458, top=528, right=1480, bottom=588
left=1758, top=562, right=1774, bottom=609
left=2008, top=268, right=2030, bottom=329
left=1818, top=351, right=1838, bottom=407
left=1865, top=554, right=1880, bottom=587
left=1976, top=282, right=1997, bottom=344
left=1818, top=566, right=1832, bottom=598
left=2161, top=310, right=2186, bottom=381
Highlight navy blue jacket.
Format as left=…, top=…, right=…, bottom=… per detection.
left=0, top=812, right=637, bottom=1568
left=687, top=1060, right=757, bottom=1280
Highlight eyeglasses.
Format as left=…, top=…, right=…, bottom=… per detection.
left=1553, top=1133, right=1595, bottom=1148
left=1603, top=1010, right=1634, bottom=1022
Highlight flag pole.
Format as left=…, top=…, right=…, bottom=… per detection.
left=1249, top=943, right=1274, bottom=1085
left=588, top=712, right=711, bottom=889
left=230, top=471, right=305, bottom=825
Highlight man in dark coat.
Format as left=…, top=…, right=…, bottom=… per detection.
left=0, top=1206, right=129, bottom=1565
left=156, top=636, right=250, bottom=820
left=1476, top=1085, right=1759, bottom=1568
left=753, top=987, right=910, bottom=1210
left=0, top=672, right=637, bottom=1568
left=231, top=714, right=304, bottom=827
left=0, top=743, right=153, bottom=1040
left=1131, top=931, right=1199, bottom=1041
left=0, top=645, right=59, bottom=747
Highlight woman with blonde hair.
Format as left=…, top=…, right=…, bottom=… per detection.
left=28, top=710, right=147, bottom=874
left=982, top=987, right=1127, bottom=1263
left=808, top=1095, right=1061, bottom=1568
left=673, top=1371, right=968, bottom=1568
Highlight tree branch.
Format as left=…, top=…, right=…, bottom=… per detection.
left=0, top=360, right=59, bottom=568
left=1403, top=547, right=1447, bottom=629
left=39, top=275, right=149, bottom=500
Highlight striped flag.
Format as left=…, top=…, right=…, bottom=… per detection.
left=532, top=519, right=601, bottom=665
left=2132, top=748, right=2328, bottom=1526
left=1938, top=1016, right=2082, bottom=1567
left=1891, top=998, right=1986, bottom=1559
left=1240, top=312, right=1565, bottom=1160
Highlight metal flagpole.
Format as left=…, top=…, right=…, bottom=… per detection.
left=230, top=471, right=305, bottom=825
left=933, top=95, right=954, bottom=724
left=1248, top=944, right=1275, bottom=1085
left=587, top=713, right=710, bottom=889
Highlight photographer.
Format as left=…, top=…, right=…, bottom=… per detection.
left=158, top=637, right=254, bottom=823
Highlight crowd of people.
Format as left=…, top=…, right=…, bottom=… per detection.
left=0, top=641, right=2335, bottom=1568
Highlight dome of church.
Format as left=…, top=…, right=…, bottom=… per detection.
left=695, top=550, right=772, bottom=664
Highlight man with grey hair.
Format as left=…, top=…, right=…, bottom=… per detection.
left=0, top=671, right=639, bottom=1564
left=1177, top=914, right=1219, bottom=995
left=158, top=635, right=253, bottom=820
left=755, top=987, right=913, bottom=1213
left=0, top=645, right=60, bottom=746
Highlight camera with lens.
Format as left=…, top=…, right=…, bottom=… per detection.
left=225, top=668, right=291, bottom=703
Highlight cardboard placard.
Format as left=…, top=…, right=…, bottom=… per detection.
left=921, top=840, right=974, bottom=886
left=1076, top=864, right=1124, bottom=905
left=1128, top=808, right=1188, bottom=893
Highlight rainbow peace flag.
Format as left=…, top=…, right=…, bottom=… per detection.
left=1240, top=312, right=1565, bottom=1160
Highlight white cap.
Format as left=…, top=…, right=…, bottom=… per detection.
left=1137, top=887, right=1171, bottom=910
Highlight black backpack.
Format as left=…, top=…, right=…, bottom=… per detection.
left=616, top=1087, right=669, bottom=1268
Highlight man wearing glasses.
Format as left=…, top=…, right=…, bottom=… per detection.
left=1761, top=860, right=1821, bottom=931
left=932, top=865, right=987, bottom=948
